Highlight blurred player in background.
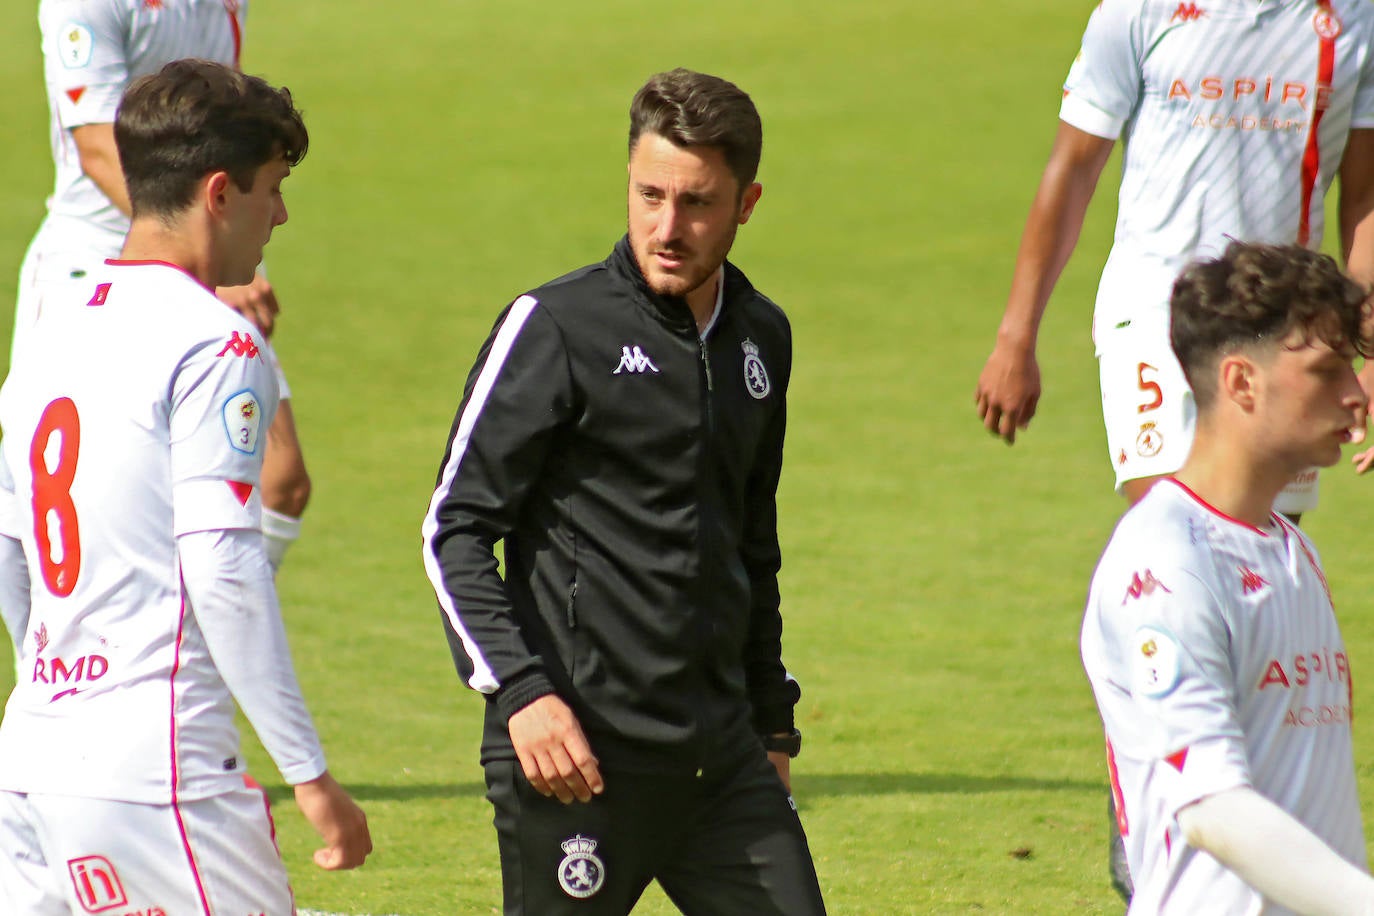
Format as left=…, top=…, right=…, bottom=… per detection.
left=0, top=59, right=370, bottom=913
left=973, top=0, right=1374, bottom=898
left=1082, top=241, right=1373, bottom=913
left=12, top=0, right=310, bottom=601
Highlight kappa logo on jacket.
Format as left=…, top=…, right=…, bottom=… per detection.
left=612, top=345, right=660, bottom=375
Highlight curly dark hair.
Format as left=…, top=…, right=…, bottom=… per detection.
left=1170, top=241, right=1372, bottom=408
left=115, top=58, right=307, bottom=219
left=628, top=68, right=762, bottom=192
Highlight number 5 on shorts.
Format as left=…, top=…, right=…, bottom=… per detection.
left=30, top=397, right=82, bottom=597
left=1137, top=363, right=1163, bottom=414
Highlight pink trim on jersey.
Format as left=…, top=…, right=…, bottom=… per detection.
left=1299, top=1, right=1338, bottom=246
left=224, top=1, right=243, bottom=68
left=104, top=258, right=213, bottom=292
left=169, top=589, right=214, bottom=916
left=1162, top=478, right=1275, bottom=536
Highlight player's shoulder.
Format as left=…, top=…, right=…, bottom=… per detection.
left=39, top=0, right=129, bottom=30
left=98, top=262, right=261, bottom=350
left=1092, top=484, right=1213, bottom=593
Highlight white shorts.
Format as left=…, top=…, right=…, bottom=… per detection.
left=1097, top=315, right=1318, bottom=514
left=13, top=236, right=110, bottom=367
left=0, top=779, right=295, bottom=916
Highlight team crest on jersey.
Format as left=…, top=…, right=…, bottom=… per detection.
left=742, top=339, right=770, bottom=399
left=222, top=390, right=263, bottom=455
left=1314, top=9, right=1342, bottom=40
left=1131, top=626, right=1182, bottom=698
left=556, top=835, right=606, bottom=899
left=1135, top=422, right=1162, bottom=458
left=58, top=22, right=94, bottom=69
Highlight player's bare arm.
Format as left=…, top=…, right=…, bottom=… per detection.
left=293, top=771, right=373, bottom=870
left=1336, top=129, right=1374, bottom=471
left=507, top=693, right=604, bottom=804
left=976, top=121, right=1115, bottom=444
left=70, top=123, right=132, bottom=217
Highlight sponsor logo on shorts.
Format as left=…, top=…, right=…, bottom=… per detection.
left=742, top=339, right=771, bottom=399
left=68, top=855, right=126, bottom=913
left=1135, top=422, right=1163, bottom=458
left=557, top=834, right=606, bottom=899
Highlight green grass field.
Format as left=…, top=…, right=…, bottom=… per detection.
left=5, top=2, right=1374, bottom=913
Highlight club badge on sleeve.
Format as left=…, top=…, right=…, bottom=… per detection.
left=1131, top=625, right=1182, bottom=699
left=742, top=339, right=770, bottom=399
left=557, top=835, right=606, bottom=899
left=222, top=390, right=262, bottom=455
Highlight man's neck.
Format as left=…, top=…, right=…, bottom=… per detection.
left=686, top=268, right=723, bottom=334
left=119, top=219, right=216, bottom=290
left=1172, top=432, right=1288, bottom=529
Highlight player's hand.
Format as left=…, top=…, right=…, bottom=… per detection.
left=508, top=694, right=604, bottom=804
left=767, top=750, right=792, bottom=794
left=216, top=273, right=280, bottom=338
left=293, top=771, right=372, bottom=870
left=975, top=340, right=1041, bottom=445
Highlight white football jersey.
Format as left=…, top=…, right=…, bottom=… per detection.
left=0, top=261, right=300, bottom=804
left=36, top=0, right=246, bottom=254
left=1061, top=0, right=1374, bottom=341
left=1082, top=479, right=1365, bottom=915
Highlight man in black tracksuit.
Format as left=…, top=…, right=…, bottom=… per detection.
left=422, top=69, right=826, bottom=915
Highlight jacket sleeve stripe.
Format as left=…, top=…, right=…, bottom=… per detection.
left=421, top=294, right=541, bottom=694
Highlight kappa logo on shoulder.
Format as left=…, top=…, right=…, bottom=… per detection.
left=1121, top=569, right=1171, bottom=605
left=217, top=331, right=259, bottom=359
left=612, top=345, right=660, bottom=375
left=1172, top=2, right=1206, bottom=22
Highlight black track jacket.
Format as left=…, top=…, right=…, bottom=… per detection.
left=423, top=236, right=801, bottom=771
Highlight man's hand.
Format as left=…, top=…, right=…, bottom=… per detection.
left=508, top=694, right=604, bottom=804
left=1353, top=362, right=1374, bottom=473
left=975, top=339, right=1041, bottom=444
left=767, top=750, right=792, bottom=794
left=216, top=273, right=280, bottom=338
left=293, top=771, right=372, bottom=870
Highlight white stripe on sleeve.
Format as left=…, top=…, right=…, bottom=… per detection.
left=421, top=295, right=540, bottom=694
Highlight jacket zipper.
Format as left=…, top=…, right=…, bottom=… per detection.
left=566, top=578, right=578, bottom=629
left=698, top=335, right=715, bottom=433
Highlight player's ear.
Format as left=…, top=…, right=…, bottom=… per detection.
left=204, top=171, right=232, bottom=217
left=1219, top=354, right=1258, bottom=411
left=737, top=182, right=762, bottom=224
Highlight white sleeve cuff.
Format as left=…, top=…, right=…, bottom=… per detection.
left=1059, top=95, right=1124, bottom=141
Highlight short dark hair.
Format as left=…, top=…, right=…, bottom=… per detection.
left=1170, top=241, right=1372, bottom=408
left=115, top=58, right=307, bottom=219
left=628, top=68, right=762, bottom=190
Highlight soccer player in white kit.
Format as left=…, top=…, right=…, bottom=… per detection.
left=0, top=59, right=371, bottom=914
left=975, top=0, right=1374, bottom=510
left=14, top=0, right=311, bottom=595
left=1083, top=241, right=1374, bottom=914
